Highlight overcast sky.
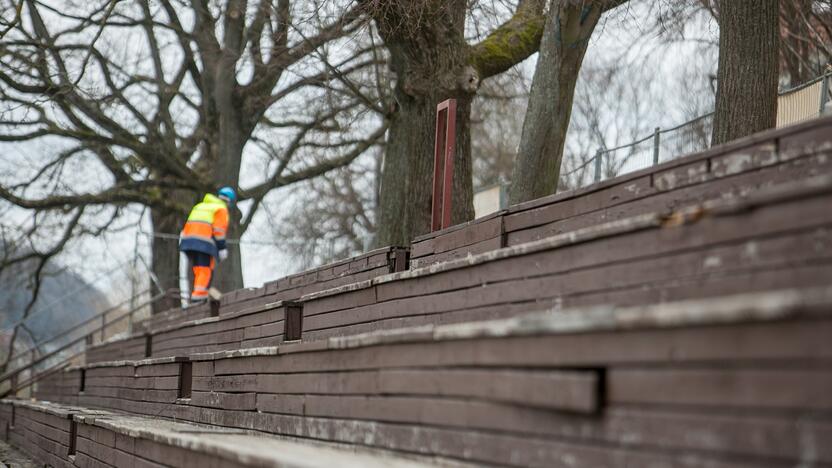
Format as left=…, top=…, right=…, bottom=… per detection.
left=0, top=1, right=721, bottom=308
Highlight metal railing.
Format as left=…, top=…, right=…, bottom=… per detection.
left=777, top=71, right=832, bottom=127
left=0, top=290, right=168, bottom=398
left=565, top=71, right=832, bottom=189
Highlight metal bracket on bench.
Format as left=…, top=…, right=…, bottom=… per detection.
left=68, top=417, right=77, bottom=456
left=177, top=361, right=193, bottom=399
left=284, top=302, right=304, bottom=342
left=388, top=248, right=410, bottom=273
left=144, top=334, right=153, bottom=358
left=209, top=298, right=221, bottom=317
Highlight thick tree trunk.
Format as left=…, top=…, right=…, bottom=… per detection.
left=212, top=204, right=244, bottom=294
left=150, top=207, right=185, bottom=313
left=374, top=2, right=475, bottom=247
left=711, top=0, right=780, bottom=146
left=377, top=89, right=474, bottom=246
left=209, top=86, right=247, bottom=293
left=509, top=1, right=603, bottom=204
left=372, top=0, right=546, bottom=246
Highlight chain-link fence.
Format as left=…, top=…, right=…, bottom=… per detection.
left=565, top=71, right=832, bottom=189
left=586, top=112, right=714, bottom=185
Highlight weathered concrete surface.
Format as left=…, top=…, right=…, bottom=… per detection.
left=77, top=286, right=832, bottom=365
left=2, top=399, right=459, bottom=468
left=28, top=285, right=832, bottom=467
left=0, top=438, right=37, bottom=468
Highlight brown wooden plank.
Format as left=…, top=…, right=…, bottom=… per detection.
left=608, top=368, right=832, bottom=410
left=505, top=174, right=655, bottom=234
left=412, top=236, right=504, bottom=268
left=214, top=319, right=832, bottom=376
left=192, top=374, right=258, bottom=393
left=190, top=391, right=257, bottom=410
left=507, top=151, right=832, bottom=246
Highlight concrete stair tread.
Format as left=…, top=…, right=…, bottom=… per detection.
left=3, top=399, right=460, bottom=468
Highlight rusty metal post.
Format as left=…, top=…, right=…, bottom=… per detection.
left=652, top=127, right=661, bottom=165
left=431, top=99, right=457, bottom=232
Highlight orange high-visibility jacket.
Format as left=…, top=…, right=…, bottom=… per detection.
left=179, top=194, right=229, bottom=258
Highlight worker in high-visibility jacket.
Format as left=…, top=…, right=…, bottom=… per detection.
left=179, top=187, right=236, bottom=303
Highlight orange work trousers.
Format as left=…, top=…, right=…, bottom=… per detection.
left=185, top=251, right=215, bottom=301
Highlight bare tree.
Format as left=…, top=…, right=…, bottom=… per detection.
left=471, top=67, right=530, bottom=190
left=370, top=0, right=547, bottom=247
left=509, top=0, right=627, bottom=204
left=273, top=148, right=381, bottom=268
left=711, top=0, right=780, bottom=145
left=276, top=58, right=532, bottom=268
left=0, top=0, right=387, bottom=309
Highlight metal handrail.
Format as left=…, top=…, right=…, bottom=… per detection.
left=4, top=288, right=152, bottom=366
left=0, top=291, right=167, bottom=397
left=3, top=354, right=81, bottom=399
left=0, top=258, right=138, bottom=334
left=578, top=72, right=832, bottom=185
left=779, top=70, right=832, bottom=95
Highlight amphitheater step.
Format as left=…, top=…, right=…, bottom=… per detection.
left=82, top=116, right=832, bottom=367
left=129, top=246, right=410, bottom=337
left=0, top=437, right=37, bottom=468
left=411, top=114, right=832, bottom=267
left=0, top=399, right=455, bottom=468
left=36, top=287, right=832, bottom=467
left=85, top=172, right=832, bottom=365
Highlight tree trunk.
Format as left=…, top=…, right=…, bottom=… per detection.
left=509, top=1, right=603, bottom=204
left=372, top=1, right=546, bottom=246
left=212, top=204, right=244, bottom=293
left=150, top=207, right=185, bottom=313
left=374, top=2, right=475, bottom=247
left=209, top=83, right=247, bottom=292
left=711, top=0, right=780, bottom=146
left=377, top=89, right=474, bottom=246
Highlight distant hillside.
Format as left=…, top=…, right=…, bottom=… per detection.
left=0, top=252, right=109, bottom=344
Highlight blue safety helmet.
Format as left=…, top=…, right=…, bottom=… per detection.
left=217, top=186, right=237, bottom=203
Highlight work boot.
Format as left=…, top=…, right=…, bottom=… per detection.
left=189, top=297, right=208, bottom=307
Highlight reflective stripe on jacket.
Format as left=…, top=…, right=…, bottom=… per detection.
left=179, top=194, right=229, bottom=258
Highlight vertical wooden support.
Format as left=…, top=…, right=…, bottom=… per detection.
left=177, top=362, right=192, bottom=399
left=388, top=248, right=410, bottom=273
left=209, top=298, right=221, bottom=317
left=431, top=99, right=457, bottom=232
left=144, top=334, right=153, bottom=358
left=284, top=302, right=304, bottom=341
left=68, top=418, right=77, bottom=456
left=79, top=369, right=86, bottom=393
